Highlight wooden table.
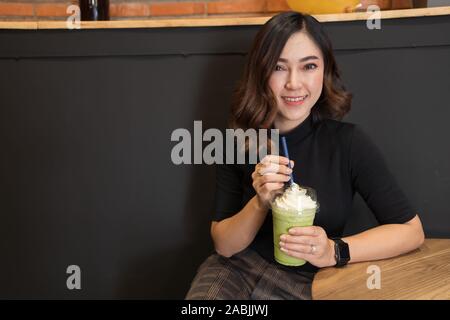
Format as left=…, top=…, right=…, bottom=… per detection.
left=312, top=239, right=450, bottom=300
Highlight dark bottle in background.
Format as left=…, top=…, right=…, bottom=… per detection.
left=79, top=0, right=110, bottom=21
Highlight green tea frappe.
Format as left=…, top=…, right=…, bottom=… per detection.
left=271, top=183, right=318, bottom=266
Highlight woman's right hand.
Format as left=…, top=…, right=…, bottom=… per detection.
left=251, top=155, right=294, bottom=210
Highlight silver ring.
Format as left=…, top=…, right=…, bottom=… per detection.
left=310, top=245, right=317, bottom=254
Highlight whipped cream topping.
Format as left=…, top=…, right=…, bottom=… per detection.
left=272, top=183, right=317, bottom=213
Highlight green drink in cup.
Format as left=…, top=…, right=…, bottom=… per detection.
left=271, top=183, right=319, bottom=266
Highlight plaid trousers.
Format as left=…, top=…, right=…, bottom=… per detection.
left=185, top=247, right=314, bottom=300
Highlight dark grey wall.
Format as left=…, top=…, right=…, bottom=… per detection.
left=429, top=0, right=450, bottom=6
left=1, top=15, right=449, bottom=299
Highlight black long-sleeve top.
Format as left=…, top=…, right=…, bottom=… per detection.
left=213, top=113, right=416, bottom=273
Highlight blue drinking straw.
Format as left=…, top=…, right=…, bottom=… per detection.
left=281, top=136, right=294, bottom=185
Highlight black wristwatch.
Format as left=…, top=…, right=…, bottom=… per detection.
left=330, top=238, right=350, bottom=267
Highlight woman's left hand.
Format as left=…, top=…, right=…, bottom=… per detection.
left=279, top=226, right=337, bottom=268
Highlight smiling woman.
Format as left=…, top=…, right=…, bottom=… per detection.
left=230, top=12, right=352, bottom=140
left=185, top=11, right=424, bottom=300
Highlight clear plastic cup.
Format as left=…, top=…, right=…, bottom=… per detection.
left=271, top=185, right=319, bottom=266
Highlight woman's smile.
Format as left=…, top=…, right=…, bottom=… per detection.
left=282, top=95, right=309, bottom=106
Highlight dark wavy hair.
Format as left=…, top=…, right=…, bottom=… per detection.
left=230, top=11, right=352, bottom=136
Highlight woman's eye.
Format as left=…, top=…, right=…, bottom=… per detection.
left=275, top=65, right=285, bottom=71
left=304, top=63, right=318, bottom=70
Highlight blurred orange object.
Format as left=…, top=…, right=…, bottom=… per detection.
left=392, top=0, right=414, bottom=9
left=286, top=0, right=362, bottom=14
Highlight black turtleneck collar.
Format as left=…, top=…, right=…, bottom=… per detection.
left=277, top=112, right=316, bottom=145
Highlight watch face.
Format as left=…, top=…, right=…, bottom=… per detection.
left=340, top=242, right=350, bottom=261
left=334, top=239, right=350, bottom=266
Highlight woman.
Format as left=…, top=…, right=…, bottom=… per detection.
left=186, top=11, right=424, bottom=300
